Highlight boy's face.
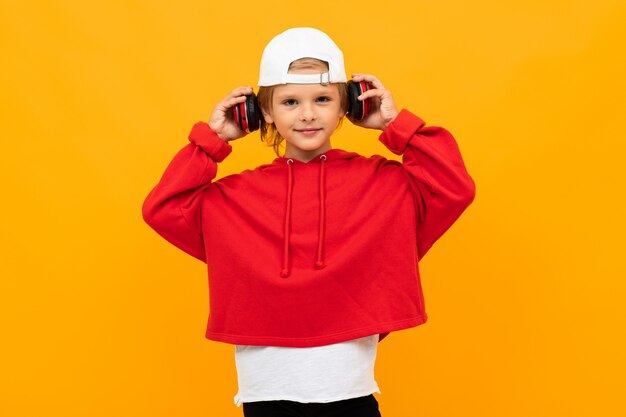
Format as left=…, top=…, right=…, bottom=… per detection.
left=262, top=80, right=345, bottom=163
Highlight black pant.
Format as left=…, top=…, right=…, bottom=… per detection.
left=242, top=394, right=382, bottom=417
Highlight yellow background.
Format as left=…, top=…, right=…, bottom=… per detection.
left=1, top=0, right=624, bottom=416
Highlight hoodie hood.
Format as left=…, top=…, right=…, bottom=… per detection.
left=270, top=148, right=360, bottom=278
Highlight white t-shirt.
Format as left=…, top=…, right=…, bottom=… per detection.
left=233, top=334, right=381, bottom=407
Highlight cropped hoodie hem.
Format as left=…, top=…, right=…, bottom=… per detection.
left=207, top=315, right=427, bottom=347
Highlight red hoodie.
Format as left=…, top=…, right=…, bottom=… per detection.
left=142, top=109, right=476, bottom=347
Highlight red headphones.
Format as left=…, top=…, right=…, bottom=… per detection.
left=233, top=80, right=373, bottom=133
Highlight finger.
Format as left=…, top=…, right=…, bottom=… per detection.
left=357, top=88, right=386, bottom=101
left=217, top=94, right=248, bottom=111
left=230, top=86, right=253, bottom=98
left=351, top=74, right=384, bottom=89
left=227, top=95, right=249, bottom=106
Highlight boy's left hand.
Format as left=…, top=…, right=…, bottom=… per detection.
left=348, top=74, right=399, bottom=131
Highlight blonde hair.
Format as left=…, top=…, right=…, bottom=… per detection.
left=258, top=58, right=348, bottom=157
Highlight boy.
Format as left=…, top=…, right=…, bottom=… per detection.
left=143, top=27, right=476, bottom=416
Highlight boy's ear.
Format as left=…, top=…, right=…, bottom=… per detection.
left=261, top=107, right=273, bottom=124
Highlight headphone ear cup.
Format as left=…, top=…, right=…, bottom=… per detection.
left=233, top=101, right=244, bottom=131
left=233, top=92, right=260, bottom=133
left=347, top=80, right=364, bottom=121
left=360, top=81, right=371, bottom=120
left=347, top=80, right=372, bottom=121
left=246, top=93, right=260, bottom=132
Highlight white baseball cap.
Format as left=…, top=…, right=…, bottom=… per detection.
left=258, top=27, right=347, bottom=87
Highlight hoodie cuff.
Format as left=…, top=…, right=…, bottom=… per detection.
left=188, top=121, right=233, bottom=162
left=378, top=109, right=426, bottom=155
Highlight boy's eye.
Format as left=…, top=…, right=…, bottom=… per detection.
left=280, top=96, right=332, bottom=106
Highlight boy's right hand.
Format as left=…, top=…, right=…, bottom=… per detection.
left=208, top=86, right=253, bottom=142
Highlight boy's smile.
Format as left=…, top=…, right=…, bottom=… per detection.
left=295, top=128, right=322, bottom=136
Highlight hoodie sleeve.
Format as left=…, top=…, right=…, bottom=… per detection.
left=378, top=109, right=476, bottom=260
left=142, top=122, right=233, bottom=262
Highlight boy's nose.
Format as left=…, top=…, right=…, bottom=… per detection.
left=299, top=104, right=317, bottom=121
